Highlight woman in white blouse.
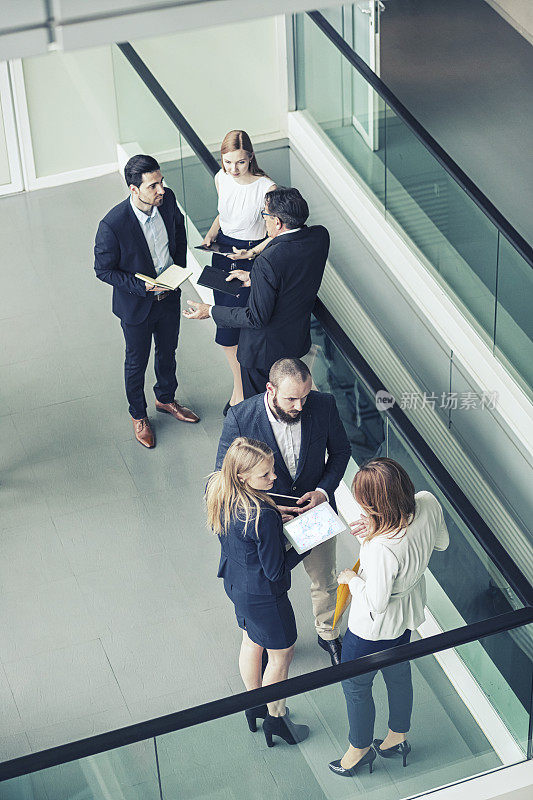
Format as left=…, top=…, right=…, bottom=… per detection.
left=329, top=457, right=449, bottom=778
left=202, top=130, right=276, bottom=413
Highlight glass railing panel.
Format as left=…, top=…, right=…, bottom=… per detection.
left=384, top=419, right=532, bottom=748
left=111, top=45, right=178, bottom=159
left=295, top=13, right=386, bottom=204
left=155, top=629, right=529, bottom=798
left=384, top=105, right=499, bottom=342
left=495, top=234, right=533, bottom=397
left=0, top=739, right=160, bottom=800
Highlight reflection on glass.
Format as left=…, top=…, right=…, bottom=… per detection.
left=295, top=14, right=386, bottom=204
left=384, top=105, right=499, bottom=341
left=0, top=739, right=161, bottom=800
left=495, top=234, right=533, bottom=396
left=310, top=318, right=385, bottom=467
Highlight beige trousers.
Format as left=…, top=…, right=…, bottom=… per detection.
left=302, top=536, right=339, bottom=640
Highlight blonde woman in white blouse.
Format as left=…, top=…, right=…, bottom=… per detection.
left=329, top=457, right=449, bottom=778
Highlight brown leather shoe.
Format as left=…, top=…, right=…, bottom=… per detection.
left=155, top=400, right=200, bottom=423
left=132, top=417, right=155, bottom=448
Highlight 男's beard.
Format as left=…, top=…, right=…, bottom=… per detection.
left=272, top=395, right=302, bottom=425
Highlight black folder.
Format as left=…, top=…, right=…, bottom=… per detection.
left=197, top=266, right=246, bottom=297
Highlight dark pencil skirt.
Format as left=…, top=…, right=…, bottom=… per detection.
left=224, top=580, right=297, bottom=650
left=212, top=231, right=263, bottom=347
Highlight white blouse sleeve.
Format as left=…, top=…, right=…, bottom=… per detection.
left=348, top=544, right=399, bottom=615
left=433, top=500, right=450, bottom=552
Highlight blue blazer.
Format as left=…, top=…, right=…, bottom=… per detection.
left=211, top=226, right=329, bottom=369
left=216, top=391, right=351, bottom=512
left=217, top=502, right=305, bottom=596
left=94, top=187, right=187, bottom=325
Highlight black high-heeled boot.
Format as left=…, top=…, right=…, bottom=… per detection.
left=373, top=738, right=411, bottom=767
left=263, top=713, right=309, bottom=747
left=244, top=704, right=268, bottom=732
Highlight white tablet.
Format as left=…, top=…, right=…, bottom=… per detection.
left=283, top=502, right=349, bottom=554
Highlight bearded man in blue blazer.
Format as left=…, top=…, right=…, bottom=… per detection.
left=216, top=357, right=351, bottom=665
left=94, top=154, right=199, bottom=448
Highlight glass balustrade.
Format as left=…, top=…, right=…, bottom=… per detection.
left=295, top=10, right=533, bottom=396
left=1, top=620, right=531, bottom=798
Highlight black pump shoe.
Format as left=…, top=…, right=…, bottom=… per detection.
left=244, top=705, right=268, bottom=732
left=329, top=747, right=376, bottom=777
left=373, top=738, right=411, bottom=767
left=263, top=713, right=309, bottom=747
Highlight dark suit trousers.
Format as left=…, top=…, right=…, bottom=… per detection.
left=241, top=366, right=270, bottom=399
left=120, top=293, right=180, bottom=419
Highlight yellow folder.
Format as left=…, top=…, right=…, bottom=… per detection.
left=332, top=559, right=360, bottom=630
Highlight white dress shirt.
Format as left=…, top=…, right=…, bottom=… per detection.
left=347, top=491, right=449, bottom=640
left=130, top=197, right=172, bottom=294
left=263, top=393, right=328, bottom=499
left=264, top=393, right=301, bottom=479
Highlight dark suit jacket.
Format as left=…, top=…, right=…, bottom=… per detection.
left=217, top=503, right=305, bottom=596
left=216, top=391, right=351, bottom=511
left=94, top=187, right=187, bottom=325
left=211, top=226, right=329, bottom=369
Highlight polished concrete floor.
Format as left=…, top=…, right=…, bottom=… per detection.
left=0, top=174, right=502, bottom=797
left=381, top=0, right=533, bottom=247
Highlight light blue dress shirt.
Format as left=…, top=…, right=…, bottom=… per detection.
left=130, top=197, right=173, bottom=294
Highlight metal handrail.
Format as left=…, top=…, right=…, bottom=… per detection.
left=0, top=608, right=531, bottom=781
left=313, top=299, right=533, bottom=608
left=116, top=42, right=219, bottom=178
left=305, top=10, right=533, bottom=267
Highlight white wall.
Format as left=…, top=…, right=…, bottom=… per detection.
left=16, top=15, right=286, bottom=184
left=21, top=46, right=119, bottom=178
left=485, top=0, right=533, bottom=43
left=128, top=17, right=286, bottom=151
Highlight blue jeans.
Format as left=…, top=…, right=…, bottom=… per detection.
left=341, top=628, right=413, bottom=748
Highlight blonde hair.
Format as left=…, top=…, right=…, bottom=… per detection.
left=206, top=437, right=276, bottom=537
left=220, top=130, right=266, bottom=177
left=352, top=457, right=416, bottom=543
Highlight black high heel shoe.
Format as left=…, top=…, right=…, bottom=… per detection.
left=329, top=747, right=376, bottom=777
left=373, top=738, right=411, bottom=767
left=244, top=705, right=268, bottom=732
left=263, top=713, right=309, bottom=747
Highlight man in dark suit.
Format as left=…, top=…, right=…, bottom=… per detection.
left=184, top=188, right=330, bottom=398
left=94, top=154, right=199, bottom=448
left=216, top=358, right=351, bottom=665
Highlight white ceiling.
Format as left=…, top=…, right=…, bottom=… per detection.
left=0, top=0, right=344, bottom=60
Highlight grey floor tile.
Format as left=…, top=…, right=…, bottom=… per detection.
left=53, top=496, right=164, bottom=576
left=0, top=310, right=64, bottom=367
left=4, top=640, right=127, bottom=730
left=26, top=706, right=133, bottom=753
left=0, top=664, right=25, bottom=735
left=0, top=460, right=53, bottom=533
left=0, top=731, right=33, bottom=764
left=29, top=443, right=138, bottom=517
left=100, top=615, right=231, bottom=708
left=0, top=349, right=94, bottom=415
left=12, top=393, right=134, bottom=464
left=0, top=578, right=100, bottom=663
left=77, top=553, right=190, bottom=633
left=0, top=521, right=73, bottom=595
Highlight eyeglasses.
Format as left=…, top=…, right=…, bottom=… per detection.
left=260, top=210, right=278, bottom=219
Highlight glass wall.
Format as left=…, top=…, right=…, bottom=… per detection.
left=295, top=11, right=533, bottom=396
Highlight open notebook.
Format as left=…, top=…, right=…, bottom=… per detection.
left=135, top=264, right=193, bottom=291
